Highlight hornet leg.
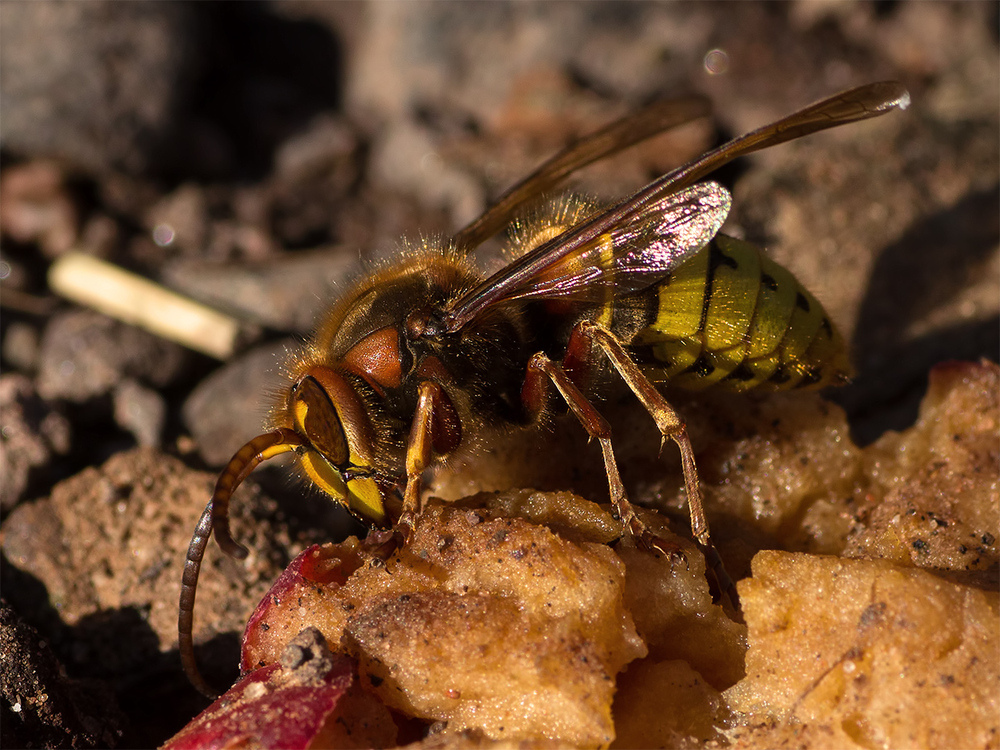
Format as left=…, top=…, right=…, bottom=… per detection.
left=570, top=320, right=739, bottom=609
left=523, top=351, right=687, bottom=562
left=370, top=380, right=460, bottom=559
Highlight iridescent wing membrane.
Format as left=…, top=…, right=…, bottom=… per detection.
left=493, top=182, right=731, bottom=305
left=443, top=81, right=910, bottom=332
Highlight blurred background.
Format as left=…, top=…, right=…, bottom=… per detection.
left=1, top=2, right=996, bottom=746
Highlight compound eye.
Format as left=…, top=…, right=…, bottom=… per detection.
left=291, top=375, right=349, bottom=466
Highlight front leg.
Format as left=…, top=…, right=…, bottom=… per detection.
left=371, top=380, right=459, bottom=560
left=399, top=380, right=440, bottom=531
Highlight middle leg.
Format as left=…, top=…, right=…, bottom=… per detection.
left=568, top=320, right=738, bottom=608
left=523, top=351, right=686, bottom=561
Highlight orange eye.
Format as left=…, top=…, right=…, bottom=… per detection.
left=291, top=375, right=349, bottom=466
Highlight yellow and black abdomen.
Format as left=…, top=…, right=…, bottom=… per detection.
left=627, top=234, right=852, bottom=392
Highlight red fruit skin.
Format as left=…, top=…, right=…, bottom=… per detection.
left=164, top=657, right=352, bottom=750
left=240, top=543, right=359, bottom=674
